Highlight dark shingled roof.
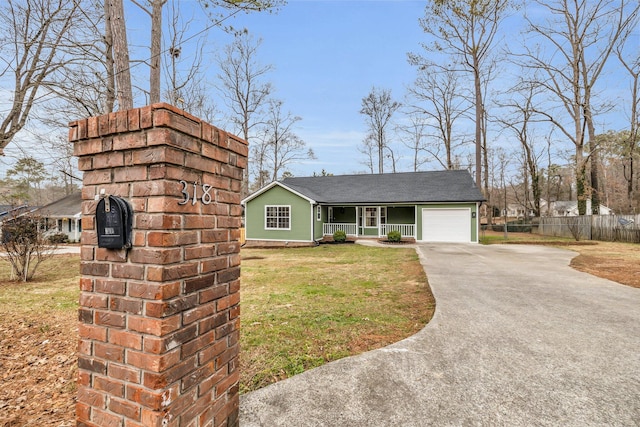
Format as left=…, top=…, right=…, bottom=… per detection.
left=36, top=192, right=82, bottom=217
left=280, top=170, right=484, bottom=204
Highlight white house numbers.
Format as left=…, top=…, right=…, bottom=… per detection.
left=178, top=180, right=214, bottom=205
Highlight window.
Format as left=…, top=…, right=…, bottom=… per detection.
left=365, top=207, right=377, bottom=227
left=317, top=205, right=321, bottom=221
left=265, top=205, right=290, bottom=230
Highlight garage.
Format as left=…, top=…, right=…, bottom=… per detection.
left=422, top=208, right=471, bottom=243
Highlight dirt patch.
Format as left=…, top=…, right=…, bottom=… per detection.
left=0, top=313, right=77, bottom=427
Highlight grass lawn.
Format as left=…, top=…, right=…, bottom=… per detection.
left=240, top=244, right=434, bottom=392
left=0, top=243, right=433, bottom=425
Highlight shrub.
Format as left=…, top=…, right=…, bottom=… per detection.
left=48, top=233, right=69, bottom=244
left=1, top=214, right=58, bottom=282
left=387, top=230, right=402, bottom=242
left=333, top=229, right=347, bottom=243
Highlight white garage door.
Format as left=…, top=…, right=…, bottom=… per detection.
left=421, top=208, right=471, bottom=243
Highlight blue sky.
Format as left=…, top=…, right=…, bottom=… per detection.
left=213, top=0, right=428, bottom=176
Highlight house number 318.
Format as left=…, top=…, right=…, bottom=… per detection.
left=178, top=180, right=213, bottom=205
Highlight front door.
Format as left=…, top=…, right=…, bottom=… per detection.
left=358, top=207, right=386, bottom=237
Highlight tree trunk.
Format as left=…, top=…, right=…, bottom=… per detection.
left=474, top=66, right=483, bottom=188
left=149, top=0, right=166, bottom=104
left=104, top=0, right=115, bottom=113
left=108, top=0, right=133, bottom=110
left=378, top=129, right=384, bottom=174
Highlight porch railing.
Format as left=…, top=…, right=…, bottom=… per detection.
left=322, top=223, right=415, bottom=238
left=323, top=223, right=357, bottom=236
left=381, top=224, right=415, bottom=238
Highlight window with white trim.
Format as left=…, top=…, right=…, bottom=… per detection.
left=317, top=205, right=321, bottom=221
left=265, top=205, right=290, bottom=229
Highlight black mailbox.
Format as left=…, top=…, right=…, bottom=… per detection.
left=96, top=195, right=133, bottom=249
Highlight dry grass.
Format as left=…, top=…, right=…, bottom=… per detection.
left=565, top=241, right=640, bottom=288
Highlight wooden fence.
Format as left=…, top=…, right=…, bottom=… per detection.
left=537, top=215, right=640, bottom=243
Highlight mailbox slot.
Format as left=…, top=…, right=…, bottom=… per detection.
left=96, top=196, right=133, bottom=249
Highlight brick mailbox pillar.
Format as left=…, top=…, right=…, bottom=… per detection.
left=71, top=103, right=247, bottom=427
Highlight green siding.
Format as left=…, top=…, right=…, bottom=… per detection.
left=416, top=203, right=479, bottom=242
left=245, top=185, right=314, bottom=242
left=314, top=205, right=324, bottom=240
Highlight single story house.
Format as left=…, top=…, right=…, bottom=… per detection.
left=542, top=200, right=613, bottom=216
left=35, top=192, right=83, bottom=242
left=242, top=170, right=485, bottom=245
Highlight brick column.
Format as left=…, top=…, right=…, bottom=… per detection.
left=71, top=103, right=247, bottom=427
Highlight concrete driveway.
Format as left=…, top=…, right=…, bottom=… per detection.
left=240, top=243, right=640, bottom=426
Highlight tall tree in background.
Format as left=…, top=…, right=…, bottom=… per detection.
left=497, top=84, right=544, bottom=217
left=163, top=0, right=216, bottom=119
left=520, top=0, right=638, bottom=215
left=615, top=8, right=640, bottom=212
left=396, top=114, right=429, bottom=172
left=217, top=31, right=273, bottom=196
left=106, top=0, right=283, bottom=111
left=360, top=86, right=401, bottom=174
left=406, top=68, right=471, bottom=170
left=3, top=156, right=47, bottom=205
left=129, top=0, right=168, bottom=104
left=0, top=0, right=79, bottom=154
left=106, top=0, right=133, bottom=109
left=259, top=99, right=315, bottom=183
left=414, top=0, right=510, bottom=189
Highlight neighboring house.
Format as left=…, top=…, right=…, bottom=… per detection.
left=544, top=200, right=613, bottom=216
left=503, top=203, right=536, bottom=219
left=34, top=192, right=83, bottom=242
left=242, top=170, right=485, bottom=245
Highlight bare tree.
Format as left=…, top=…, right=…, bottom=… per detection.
left=615, top=9, right=640, bottom=212
left=0, top=0, right=79, bottom=154
left=217, top=30, right=273, bottom=195
left=413, top=0, right=511, bottom=189
left=406, top=68, right=471, bottom=170
left=38, top=0, right=114, bottom=119
left=497, top=84, right=545, bottom=216
left=396, top=114, right=429, bottom=172
left=162, top=0, right=217, bottom=120
left=519, top=0, right=639, bottom=214
left=360, top=86, right=401, bottom=174
left=259, top=99, right=315, bottom=182
left=105, top=0, right=283, bottom=111
left=358, top=133, right=377, bottom=174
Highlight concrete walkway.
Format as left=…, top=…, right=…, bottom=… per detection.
left=240, top=243, right=640, bottom=426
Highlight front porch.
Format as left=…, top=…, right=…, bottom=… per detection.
left=321, top=205, right=416, bottom=239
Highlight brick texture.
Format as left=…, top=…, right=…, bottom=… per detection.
left=72, top=103, right=246, bottom=427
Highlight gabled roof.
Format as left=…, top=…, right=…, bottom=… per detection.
left=35, top=192, right=82, bottom=217
left=246, top=170, right=484, bottom=204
